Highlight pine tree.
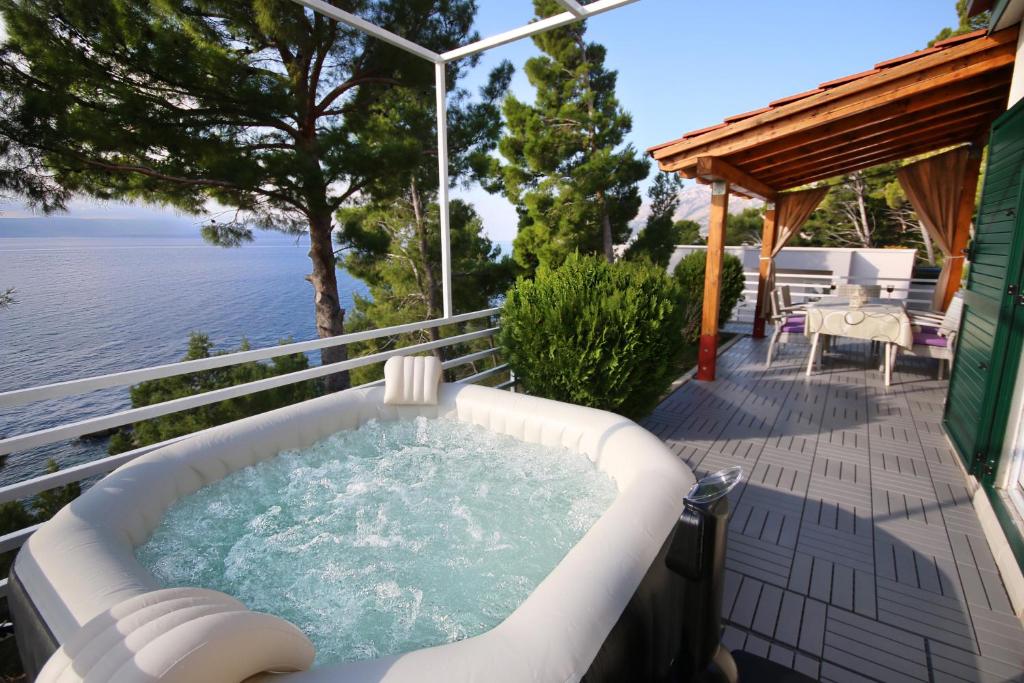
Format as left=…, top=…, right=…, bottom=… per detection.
left=931, top=0, right=990, bottom=45
left=0, top=0, right=479, bottom=391
left=108, top=333, right=317, bottom=454
left=490, top=0, right=648, bottom=273
left=625, top=172, right=685, bottom=267
left=337, top=62, right=515, bottom=383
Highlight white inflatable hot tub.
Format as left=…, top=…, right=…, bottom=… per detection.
left=11, top=362, right=696, bottom=683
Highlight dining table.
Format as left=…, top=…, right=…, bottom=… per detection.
left=803, top=299, right=914, bottom=386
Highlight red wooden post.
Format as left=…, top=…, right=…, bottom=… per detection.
left=697, top=181, right=730, bottom=381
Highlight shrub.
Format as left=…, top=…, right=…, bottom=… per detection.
left=499, top=254, right=684, bottom=419
left=672, top=251, right=745, bottom=343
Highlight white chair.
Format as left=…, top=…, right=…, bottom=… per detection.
left=900, top=292, right=963, bottom=379
left=766, top=287, right=807, bottom=368
left=778, top=285, right=806, bottom=314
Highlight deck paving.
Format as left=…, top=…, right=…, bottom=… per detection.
left=641, top=335, right=1024, bottom=682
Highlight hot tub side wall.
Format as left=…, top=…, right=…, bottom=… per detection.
left=8, top=564, right=58, bottom=681
left=581, top=528, right=688, bottom=683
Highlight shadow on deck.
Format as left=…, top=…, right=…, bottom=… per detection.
left=642, top=335, right=1024, bottom=682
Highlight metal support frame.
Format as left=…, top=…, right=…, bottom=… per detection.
left=435, top=61, right=453, bottom=318
left=291, top=0, right=640, bottom=321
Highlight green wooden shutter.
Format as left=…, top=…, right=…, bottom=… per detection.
left=945, top=99, right=1024, bottom=474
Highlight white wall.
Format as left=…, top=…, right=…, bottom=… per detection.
left=1012, top=14, right=1024, bottom=107
left=667, top=245, right=918, bottom=284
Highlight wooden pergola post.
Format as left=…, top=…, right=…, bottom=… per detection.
left=944, top=141, right=984, bottom=309
left=697, top=181, right=730, bottom=381
left=752, top=201, right=777, bottom=338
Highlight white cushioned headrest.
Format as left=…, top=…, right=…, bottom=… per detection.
left=383, top=355, right=442, bottom=405
left=36, top=587, right=315, bottom=683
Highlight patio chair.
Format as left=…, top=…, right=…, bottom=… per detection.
left=900, top=292, right=964, bottom=379
left=766, top=287, right=807, bottom=368
left=778, top=285, right=806, bottom=314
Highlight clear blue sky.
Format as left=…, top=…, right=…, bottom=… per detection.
left=0, top=1, right=961, bottom=242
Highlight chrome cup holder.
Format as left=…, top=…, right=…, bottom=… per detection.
left=684, top=466, right=743, bottom=506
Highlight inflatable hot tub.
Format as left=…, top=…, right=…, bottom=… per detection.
left=10, top=358, right=708, bottom=683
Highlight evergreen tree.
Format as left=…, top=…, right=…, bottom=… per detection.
left=675, top=219, right=704, bottom=245
left=340, top=199, right=514, bottom=384
left=626, top=172, right=685, bottom=267
left=490, top=0, right=649, bottom=273
left=0, top=0, right=480, bottom=391
left=108, top=333, right=317, bottom=454
left=725, top=206, right=765, bottom=246
left=337, top=62, right=515, bottom=384
left=931, top=0, right=990, bottom=45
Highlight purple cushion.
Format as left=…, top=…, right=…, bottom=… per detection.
left=913, top=332, right=948, bottom=348
left=781, top=316, right=805, bottom=333
left=915, top=325, right=939, bottom=335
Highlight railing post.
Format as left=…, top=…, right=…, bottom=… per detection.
left=435, top=61, right=453, bottom=319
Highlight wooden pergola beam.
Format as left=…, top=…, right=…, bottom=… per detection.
left=744, top=101, right=1004, bottom=177
left=694, top=156, right=776, bottom=201
left=760, top=119, right=993, bottom=187
left=697, top=181, right=730, bottom=381
left=733, top=82, right=1009, bottom=171
left=766, top=123, right=988, bottom=188
left=690, top=73, right=1011, bottom=174
left=652, top=26, right=1017, bottom=168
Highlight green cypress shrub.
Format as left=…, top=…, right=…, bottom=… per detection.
left=672, top=251, right=745, bottom=343
left=499, top=254, right=684, bottom=419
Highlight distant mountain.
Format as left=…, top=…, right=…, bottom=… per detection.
left=673, top=183, right=762, bottom=234
left=630, top=182, right=762, bottom=238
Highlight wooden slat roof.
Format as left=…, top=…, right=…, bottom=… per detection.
left=648, top=27, right=1017, bottom=193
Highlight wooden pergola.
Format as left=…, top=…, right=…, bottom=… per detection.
left=648, top=26, right=1018, bottom=381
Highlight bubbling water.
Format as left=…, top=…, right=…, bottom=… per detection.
left=136, top=417, right=618, bottom=666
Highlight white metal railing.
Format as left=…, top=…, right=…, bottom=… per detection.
left=0, top=308, right=511, bottom=577
left=730, top=272, right=940, bottom=323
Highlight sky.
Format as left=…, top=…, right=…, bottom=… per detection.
left=0, top=0, right=962, bottom=242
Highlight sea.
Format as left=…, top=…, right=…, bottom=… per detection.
left=0, top=233, right=373, bottom=487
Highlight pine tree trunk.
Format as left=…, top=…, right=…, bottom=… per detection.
left=599, top=195, right=614, bottom=262
left=410, top=180, right=444, bottom=362
left=918, top=221, right=936, bottom=265
left=307, top=211, right=349, bottom=392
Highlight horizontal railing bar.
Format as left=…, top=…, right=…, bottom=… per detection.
left=0, top=524, right=40, bottom=555
left=0, top=308, right=499, bottom=409
left=495, top=378, right=516, bottom=390
left=742, top=270, right=939, bottom=281
left=457, top=363, right=510, bottom=385
left=0, top=436, right=194, bottom=506
left=0, top=327, right=498, bottom=457
left=0, top=349, right=510, bottom=506
left=342, top=347, right=500, bottom=389
left=441, top=347, right=498, bottom=369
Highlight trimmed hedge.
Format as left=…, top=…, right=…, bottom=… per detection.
left=499, top=254, right=684, bottom=419
left=672, top=251, right=745, bottom=343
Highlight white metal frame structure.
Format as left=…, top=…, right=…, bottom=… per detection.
left=293, top=0, right=639, bottom=316
left=0, top=0, right=640, bottom=594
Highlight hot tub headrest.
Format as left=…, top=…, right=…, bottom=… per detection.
left=36, top=587, right=315, bottom=683
left=384, top=355, right=442, bottom=406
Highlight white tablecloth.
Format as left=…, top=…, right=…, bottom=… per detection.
left=805, top=302, right=913, bottom=350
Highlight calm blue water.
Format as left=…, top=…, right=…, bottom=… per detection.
left=0, top=234, right=368, bottom=485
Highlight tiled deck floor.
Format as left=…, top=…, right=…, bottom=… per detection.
left=641, top=335, right=1024, bottom=682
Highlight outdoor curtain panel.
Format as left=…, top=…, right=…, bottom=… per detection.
left=896, top=146, right=970, bottom=311
left=760, top=186, right=829, bottom=315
